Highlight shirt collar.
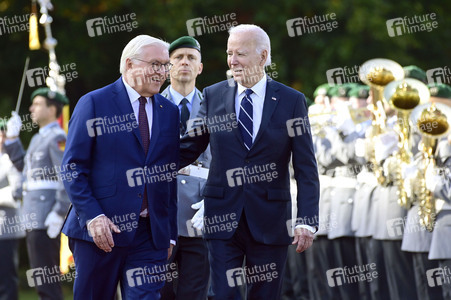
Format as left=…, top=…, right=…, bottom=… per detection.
left=122, top=76, right=150, bottom=104
left=169, top=86, right=196, bottom=106
left=39, top=121, right=59, bottom=135
left=237, top=73, right=267, bottom=99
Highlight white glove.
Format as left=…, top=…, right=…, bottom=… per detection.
left=425, top=164, right=441, bottom=193
left=6, top=111, right=22, bottom=138
left=191, top=200, right=204, bottom=231
left=335, top=104, right=355, bottom=135
left=374, top=132, right=398, bottom=163
left=44, top=211, right=64, bottom=238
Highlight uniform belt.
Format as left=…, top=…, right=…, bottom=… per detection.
left=319, top=175, right=333, bottom=189
left=178, top=164, right=209, bottom=179
left=25, top=180, right=59, bottom=191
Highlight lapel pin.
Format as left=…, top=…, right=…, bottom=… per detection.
left=160, top=105, right=163, bottom=108
left=272, top=97, right=277, bottom=101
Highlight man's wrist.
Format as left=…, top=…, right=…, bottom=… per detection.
left=87, top=214, right=105, bottom=229
left=295, top=224, right=317, bottom=233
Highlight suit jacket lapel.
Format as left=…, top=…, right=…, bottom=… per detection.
left=111, top=78, right=143, bottom=148
left=252, top=78, right=280, bottom=147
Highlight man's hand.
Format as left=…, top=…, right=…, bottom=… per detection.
left=168, top=244, right=174, bottom=259
left=292, top=227, right=314, bottom=253
left=6, top=111, right=22, bottom=138
left=88, top=216, right=121, bottom=252
left=44, top=211, right=64, bottom=239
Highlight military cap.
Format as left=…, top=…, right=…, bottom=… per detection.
left=428, top=83, right=451, bottom=99
left=329, top=84, right=354, bottom=98
left=313, top=83, right=332, bottom=98
left=169, top=36, right=201, bottom=54
left=31, top=87, right=69, bottom=105
left=403, top=65, right=427, bottom=83
left=348, top=85, right=370, bottom=99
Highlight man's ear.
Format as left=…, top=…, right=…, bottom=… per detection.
left=260, top=49, right=268, bottom=67
left=198, top=62, right=203, bottom=75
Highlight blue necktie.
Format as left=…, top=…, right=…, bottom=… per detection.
left=138, top=96, right=149, bottom=215
left=238, top=89, right=253, bottom=150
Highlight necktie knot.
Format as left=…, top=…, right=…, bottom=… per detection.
left=181, top=98, right=189, bottom=105
left=139, top=96, right=147, bottom=105
left=245, top=89, right=253, bottom=97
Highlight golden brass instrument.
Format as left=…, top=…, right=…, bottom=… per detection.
left=384, top=79, right=429, bottom=208
left=410, top=102, right=451, bottom=231
left=359, top=59, right=404, bottom=183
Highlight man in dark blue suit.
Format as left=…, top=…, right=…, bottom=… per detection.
left=61, top=35, right=180, bottom=300
left=179, top=24, right=320, bottom=299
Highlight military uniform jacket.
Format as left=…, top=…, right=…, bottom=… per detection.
left=161, top=86, right=212, bottom=237
left=6, top=122, right=70, bottom=230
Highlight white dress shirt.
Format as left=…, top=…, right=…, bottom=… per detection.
left=122, top=77, right=153, bottom=136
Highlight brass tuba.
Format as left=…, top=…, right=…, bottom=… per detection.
left=384, top=79, right=429, bottom=208
left=410, top=102, right=451, bottom=231
left=359, top=59, right=404, bottom=183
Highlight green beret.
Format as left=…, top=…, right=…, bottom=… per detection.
left=428, top=83, right=451, bottom=99
left=313, top=83, right=332, bottom=98
left=329, top=84, right=354, bottom=98
left=348, top=85, right=370, bottom=99
left=403, top=65, right=427, bottom=83
left=31, top=87, right=69, bottom=105
left=169, top=36, right=201, bottom=54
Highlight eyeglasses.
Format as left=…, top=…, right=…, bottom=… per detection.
left=133, top=58, right=173, bottom=72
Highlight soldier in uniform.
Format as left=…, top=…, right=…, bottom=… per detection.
left=5, top=88, right=71, bottom=300
left=0, top=120, right=24, bottom=300
left=159, top=36, right=211, bottom=300
left=401, top=69, right=444, bottom=300
left=426, top=83, right=451, bottom=299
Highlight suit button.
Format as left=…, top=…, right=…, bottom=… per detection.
left=181, top=180, right=186, bottom=184
left=40, top=195, right=46, bottom=201
left=138, top=193, right=142, bottom=198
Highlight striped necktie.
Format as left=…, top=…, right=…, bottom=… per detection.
left=238, top=89, right=253, bottom=150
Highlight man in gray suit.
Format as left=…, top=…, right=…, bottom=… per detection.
left=159, top=36, right=211, bottom=300
left=0, top=120, right=24, bottom=300
left=5, top=88, right=71, bottom=300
